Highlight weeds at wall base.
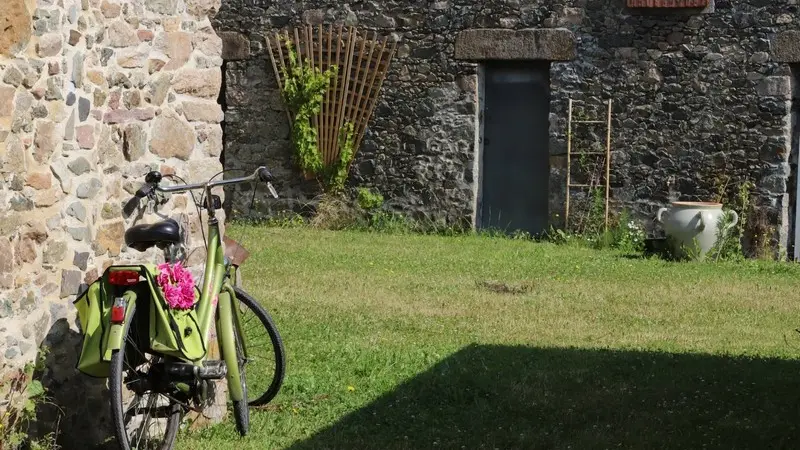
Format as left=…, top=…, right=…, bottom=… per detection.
left=231, top=189, right=471, bottom=236
left=0, top=347, right=59, bottom=450
left=235, top=190, right=646, bottom=254
left=706, top=178, right=787, bottom=263
left=234, top=182, right=793, bottom=266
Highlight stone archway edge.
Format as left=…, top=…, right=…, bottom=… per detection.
left=454, top=28, right=577, bottom=61
left=772, top=31, right=800, bottom=63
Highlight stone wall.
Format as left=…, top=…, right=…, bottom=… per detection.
left=216, top=0, right=800, bottom=251
left=0, top=0, right=225, bottom=446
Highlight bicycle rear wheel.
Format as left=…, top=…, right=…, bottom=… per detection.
left=233, top=286, right=286, bottom=406
left=109, top=302, right=183, bottom=450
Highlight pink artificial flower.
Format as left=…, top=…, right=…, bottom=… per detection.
left=156, top=262, right=196, bottom=310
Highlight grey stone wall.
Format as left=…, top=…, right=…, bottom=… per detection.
left=215, top=0, right=800, bottom=251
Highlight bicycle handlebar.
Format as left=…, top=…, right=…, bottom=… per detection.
left=133, top=166, right=273, bottom=198
left=153, top=166, right=273, bottom=194
left=126, top=166, right=276, bottom=217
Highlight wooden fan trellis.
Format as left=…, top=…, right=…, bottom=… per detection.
left=266, top=25, right=396, bottom=179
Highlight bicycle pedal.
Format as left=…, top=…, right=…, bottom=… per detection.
left=197, top=360, right=227, bottom=380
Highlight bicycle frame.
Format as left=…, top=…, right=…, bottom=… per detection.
left=196, top=208, right=246, bottom=402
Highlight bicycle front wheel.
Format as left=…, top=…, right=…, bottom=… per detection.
left=233, top=286, right=286, bottom=406
left=229, top=306, right=249, bottom=436
left=109, top=302, right=183, bottom=450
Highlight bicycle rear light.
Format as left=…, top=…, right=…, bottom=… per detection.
left=109, top=270, right=140, bottom=286
left=111, top=297, right=126, bottom=324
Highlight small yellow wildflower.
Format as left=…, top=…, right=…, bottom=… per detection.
left=347, top=385, right=355, bottom=392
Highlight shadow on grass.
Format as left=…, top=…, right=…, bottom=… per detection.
left=288, top=344, right=800, bottom=450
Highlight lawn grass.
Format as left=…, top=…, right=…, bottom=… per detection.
left=175, top=226, right=800, bottom=449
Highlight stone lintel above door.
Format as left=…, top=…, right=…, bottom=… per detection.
left=454, top=28, right=577, bottom=62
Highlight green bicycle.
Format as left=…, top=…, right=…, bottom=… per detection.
left=74, top=166, right=285, bottom=449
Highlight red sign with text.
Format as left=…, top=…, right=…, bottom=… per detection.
left=628, top=0, right=709, bottom=6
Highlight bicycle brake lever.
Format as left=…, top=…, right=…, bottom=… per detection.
left=122, top=197, right=140, bottom=217
left=266, top=182, right=278, bottom=199
left=135, top=183, right=154, bottom=199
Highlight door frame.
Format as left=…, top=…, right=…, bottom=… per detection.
left=792, top=65, right=800, bottom=260
left=472, top=64, right=486, bottom=230
left=475, top=60, right=552, bottom=235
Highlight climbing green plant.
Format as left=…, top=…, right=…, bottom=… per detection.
left=280, top=38, right=356, bottom=193
left=327, top=121, right=355, bottom=193
left=280, top=37, right=336, bottom=175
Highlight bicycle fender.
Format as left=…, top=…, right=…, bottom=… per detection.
left=103, top=290, right=138, bottom=361
left=223, top=284, right=249, bottom=360
left=216, top=290, right=245, bottom=403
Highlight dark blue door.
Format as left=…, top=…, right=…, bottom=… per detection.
left=479, top=61, right=551, bottom=236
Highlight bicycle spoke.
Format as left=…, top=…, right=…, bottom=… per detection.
left=230, top=288, right=286, bottom=406
left=125, top=393, right=167, bottom=449
left=111, top=303, right=181, bottom=450
left=133, top=396, right=154, bottom=448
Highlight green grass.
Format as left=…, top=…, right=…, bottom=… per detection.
left=176, top=227, right=800, bottom=449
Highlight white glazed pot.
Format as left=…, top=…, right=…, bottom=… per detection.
left=655, top=202, right=738, bottom=259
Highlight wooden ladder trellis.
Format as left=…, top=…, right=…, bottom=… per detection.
left=265, top=25, right=397, bottom=170
left=565, top=98, right=613, bottom=230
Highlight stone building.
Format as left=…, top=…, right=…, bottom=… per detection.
left=0, top=0, right=799, bottom=447
left=1, top=0, right=225, bottom=446
left=215, top=0, right=800, bottom=256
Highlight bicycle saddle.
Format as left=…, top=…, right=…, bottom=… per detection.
left=124, top=219, right=181, bottom=251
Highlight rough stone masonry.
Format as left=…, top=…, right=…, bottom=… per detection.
left=215, top=0, right=800, bottom=253
left=0, top=0, right=798, bottom=445
left=0, top=0, right=225, bottom=446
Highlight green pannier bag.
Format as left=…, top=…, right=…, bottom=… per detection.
left=74, top=265, right=207, bottom=378
left=74, top=267, right=149, bottom=378
left=73, top=278, right=112, bottom=378
left=141, top=264, right=206, bottom=362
